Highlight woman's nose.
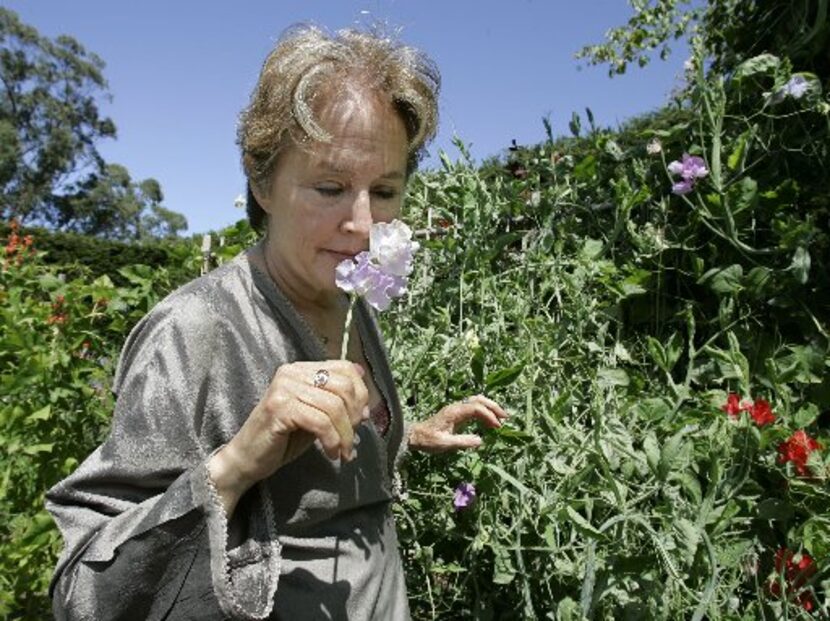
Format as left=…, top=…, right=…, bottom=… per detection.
left=343, top=190, right=373, bottom=238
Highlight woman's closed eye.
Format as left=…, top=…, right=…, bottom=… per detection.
left=315, top=184, right=344, bottom=198
left=371, top=187, right=399, bottom=200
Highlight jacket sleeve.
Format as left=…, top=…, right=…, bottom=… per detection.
left=45, top=299, right=281, bottom=620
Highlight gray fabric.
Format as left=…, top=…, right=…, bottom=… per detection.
left=45, top=245, right=410, bottom=620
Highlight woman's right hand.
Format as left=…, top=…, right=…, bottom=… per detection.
left=207, top=360, right=369, bottom=516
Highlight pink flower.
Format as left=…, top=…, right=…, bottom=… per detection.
left=668, top=153, right=709, bottom=195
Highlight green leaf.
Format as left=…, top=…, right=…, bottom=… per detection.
left=647, top=334, right=682, bottom=373
left=485, top=363, right=524, bottom=391
left=802, top=518, right=830, bottom=560
left=565, top=506, right=603, bottom=539
left=744, top=266, right=773, bottom=298
left=733, top=53, right=780, bottom=79
left=23, top=443, right=54, bottom=455
left=597, top=368, right=629, bottom=388
left=699, top=264, right=743, bottom=295
left=644, top=432, right=660, bottom=474
left=756, top=498, right=794, bottom=522
left=579, top=238, right=603, bottom=260
left=658, top=428, right=689, bottom=480
left=492, top=545, right=516, bottom=585
left=727, top=130, right=751, bottom=171
left=729, top=177, right=757, bottom=214
left=573, top=155, right=597, bottom=181
left=485, top=463, right=532, bottom=496
left=471, top=347, right=485, bottom=386
left=794, top=403, right=819, bottom=427
left=674, top=518, right=700, bottom=564
left=25, top=405, right=51, bottom=423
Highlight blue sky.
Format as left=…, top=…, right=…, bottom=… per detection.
left=5, top=1, right=690, bottom=234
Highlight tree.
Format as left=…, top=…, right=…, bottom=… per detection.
left=576, top=0, right=829, bottom=83
left=0, top=8, right=187, bottom=239
left=55, top=164, right=187, bottom=239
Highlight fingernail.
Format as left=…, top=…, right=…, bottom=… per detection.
left=362, top=405, right=370, bottom=420
left=353, top=363, right=366, bottom=377
left=354, top=433, right=361, bottom=446
left=350, top=448, right=357, bottom=460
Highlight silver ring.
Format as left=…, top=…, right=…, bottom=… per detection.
left=462, top=397, right=470, bottom=404
left=312, top=369, right=330, bottom=388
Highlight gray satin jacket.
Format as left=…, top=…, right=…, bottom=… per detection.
left=45, top=248, right=410, bottom=620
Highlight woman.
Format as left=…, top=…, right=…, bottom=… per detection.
left=46, top=24, right=506, bottom=620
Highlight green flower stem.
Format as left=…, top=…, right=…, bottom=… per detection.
left=340, top=294, right=357, bottom=360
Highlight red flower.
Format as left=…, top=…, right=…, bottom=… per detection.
left=768, top=548, right=817, bottom=611
left=46, top=313, right=68, bottom=325
left=721, top=393, right=745, bottom=417
left=721, top=394, right=776, bottom=426
left=749, top=398, right=775, bottom=426
left=778, top=430, right=822, bottom=477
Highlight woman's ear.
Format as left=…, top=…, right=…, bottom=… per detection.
left=249, top=183, right=270, bottom=213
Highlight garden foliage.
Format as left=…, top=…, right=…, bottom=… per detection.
left=0, top=41, right=828, bottom=621
left=386, top=49, right=829, bottom=619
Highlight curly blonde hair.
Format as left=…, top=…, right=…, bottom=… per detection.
left=238, top=24, right=441, bottom=230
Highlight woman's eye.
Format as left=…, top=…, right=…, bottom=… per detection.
left=316, top=185, right=343, bottom=197
left=372, top=188, right=398, bottom=200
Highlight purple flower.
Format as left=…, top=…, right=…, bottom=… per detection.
left=671, top=179, right=694, bottom=195
left=776, top=75, right=810, bottom=101
left=667, top=153, right=709, bottom=195
left=453, top=482, right=476, bottom=511
left=335, top=219, right=418, bottom=311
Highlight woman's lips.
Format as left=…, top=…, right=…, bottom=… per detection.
left=323, top=249, right=358, bottom=262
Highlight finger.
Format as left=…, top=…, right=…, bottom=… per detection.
left=456, top=402, right=502, bottom=429
left=441, top=433, right=482, bottom=451
left=306, top=396, right=354, bottom=461
left=469, top=394, right=509, bottom=419
left=286, top=377, right=355, bottom=460
left=285, top=400, right=344, bottom=461
left=286, top=364, right=366, bottom=426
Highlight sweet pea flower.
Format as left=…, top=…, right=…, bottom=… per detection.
left=748, top=398, right=775, bottom=426
left=646, top=138, right=662, bottom=155
left=335, top=219, right=419, bottom=312
left=335, top=252, right=406, bottom=312
left=671, top=179, right=694, bottom=195
left=721, top=394, right=775, bottom=426
left=778, top=430, right=822, bottom=477
left=767, top=547, right=817, bottom=611
left=667, top=153, right=709, bottom=196
left=453, top=482, right=476, bottom=511
left=773, top=75, right=810, bottom=102
left=369, top=220, right=420, bottom=277
left=721, top=393, right=748, bottom=417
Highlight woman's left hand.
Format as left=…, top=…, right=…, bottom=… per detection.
left=408, top=394, right=509, bottom=453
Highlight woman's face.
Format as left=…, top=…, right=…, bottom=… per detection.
left=257, top=90, right=409, bottom=305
